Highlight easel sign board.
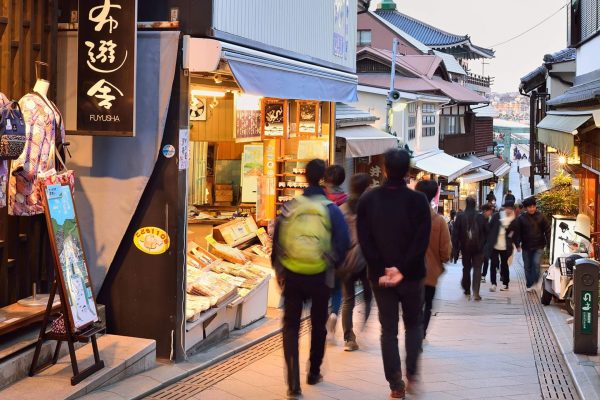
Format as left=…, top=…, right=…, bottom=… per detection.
left=43, top=184, right=98, bottom=331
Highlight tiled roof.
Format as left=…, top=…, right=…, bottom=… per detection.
left=375, top=9, right=494, bottom=58
left=335, top=103, right=379, bottom=123
left=367, top=11, right=431, bottom=54
left=543, top=48, right=576, bottom=64
left=433, top=51, right=466, bottom=76
left=547, top=76, right=600, bottom=106
left=520, top=65, right=547, bottom=93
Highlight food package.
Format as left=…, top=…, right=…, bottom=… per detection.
left=188, top=241, right=220, bottom=268
left=209, top=242, right=248, bottom=264
left=186, top=294, right=212, bottom=320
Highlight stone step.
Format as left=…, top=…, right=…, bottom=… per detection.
left=0, top=334, right=156, bottom=400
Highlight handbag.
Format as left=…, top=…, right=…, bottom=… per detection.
left=0, top=101, right=26, bottom=160
left=41, top=149, right=75, bottom=196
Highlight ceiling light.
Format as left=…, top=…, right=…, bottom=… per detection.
left=236, top=94, right=262, bottom=111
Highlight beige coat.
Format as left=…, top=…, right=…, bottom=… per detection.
left=424, top=209, right=452, bottom=287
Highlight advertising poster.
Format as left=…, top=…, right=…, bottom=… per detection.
left=549, top=216, right=577, bottom=265
left=44, top=184, right=98, bottom=331
left=241, top=144, right=263, bottom=203
left=262, top=100, right=286, bottom=137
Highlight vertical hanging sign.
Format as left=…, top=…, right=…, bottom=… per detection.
left=77, top=0, right=137, bottom=136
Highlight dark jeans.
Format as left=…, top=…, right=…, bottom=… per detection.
left=481, top=256, right=489, bottom=277
left=423, top=285, right=436, bottom=338
left=522, top=248, right=543, bottom=288
left=341, top=268, right=372, bottom=342
left=461, top=252, right=483, bottom=295
left=490, top=249, right=510, bottom=286
left=282, top=270, right=330, bottom=391
left=372, top=280, right=424, bottom=391
left=331, top=278, right=342, bottom=315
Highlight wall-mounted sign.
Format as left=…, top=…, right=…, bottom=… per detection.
left=581, top=290, right=593, bottom=334
left=134, top=227, right=170, bottom=255
left=333, top=0, right=349, bottom=59
left=77, top=0, right=137, bottom=136
left=297, top=101, right=320, bottom=135
left=262, top=99, right=287, bottom=137
left=162, top=144, right=175, bottom=158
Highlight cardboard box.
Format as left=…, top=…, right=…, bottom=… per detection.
left=213, top=216, right=259, bottom=246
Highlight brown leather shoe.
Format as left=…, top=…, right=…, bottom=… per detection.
left=389, top=388, right=406, bottom=399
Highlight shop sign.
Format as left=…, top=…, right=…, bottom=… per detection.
left=134, top=227, right=170, bottom=255
left=581, top=290, right=593, bottom=334
left=77, top=0, right=137, bottom=136
left=333, top=0, right=349, bottom=59
left=297, top=101, right=320, bottom=135
left=162, top=144, right=175, bottom=158
left=262, top=99, right=287, bottom=137
left=179, top=129, right=189, bottom=170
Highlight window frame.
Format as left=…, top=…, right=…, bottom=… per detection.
left=357, top=30, right=372, bottom=46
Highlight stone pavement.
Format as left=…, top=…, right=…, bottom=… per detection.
left=191, top=262, right=551, bottom=400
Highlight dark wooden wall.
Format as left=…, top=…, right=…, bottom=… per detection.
left=0, top=0, right=57, bottom=308
left=474, top=117, right=493, bottom=155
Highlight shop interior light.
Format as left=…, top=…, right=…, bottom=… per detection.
left=559, top=155, right=567, bottom=165
left=236, top=93, right=262, bottom=111
left=191, top=89, right=226, bottom=97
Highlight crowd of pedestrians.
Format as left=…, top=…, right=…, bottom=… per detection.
left=271, top=149, right=550, bottom=399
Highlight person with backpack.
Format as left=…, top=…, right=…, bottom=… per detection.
left=452, top=197, right=488, bottom=301
left=271, top=159, right=350, bottom=399
left=485, top=201, right=518, bottom=292
left=415, top=180, right=451, bottom=339
left=514, top=196, right=551, bottom=291
left=336, top=173, right=372, bottom=352
left=323, top=165, right=348, bottom=342
left=357, top=149, right=432, bottom=398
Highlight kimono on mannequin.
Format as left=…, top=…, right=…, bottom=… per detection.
left=8, top=92, right=65, bottom=216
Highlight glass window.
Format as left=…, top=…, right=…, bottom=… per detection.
left=357, top=30, right=372, bottom=46
left=440, top=115, right=464, bottom=136
left=422, top=103, right=436, bottom=113
left=408, top=103, right=417, bottom=113
left=422, top=115, right=435, bottom=125
left=408, top=116, right=416, bottom=127
left=408, top=128, right=416, bottom=140
left=422, top=127, right=435, bottom=137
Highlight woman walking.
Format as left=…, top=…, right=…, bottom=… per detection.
left=338, top=173, right=372, bottom=351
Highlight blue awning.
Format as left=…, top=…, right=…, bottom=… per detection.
left=184, top=37, right=358, bottom=102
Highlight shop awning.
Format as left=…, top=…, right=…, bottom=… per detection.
left=459, top=168, right=494, bottom=184
left=183, top=37, right=358, bottom=102
left=460, top=154, right=490, bottom=170
left=479, top=154, right=511, bottom=177
left=537, top=114, right=593, bottom=153
left=413, top=150, right=473, bottom=182
left=336, top=126, right=399, bottom=158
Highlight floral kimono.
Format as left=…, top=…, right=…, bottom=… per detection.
left=0, top=92, right=10, bottom=208
left=8, top=92, right=65, bottom=216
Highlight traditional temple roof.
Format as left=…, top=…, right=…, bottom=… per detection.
left=543, top=48, right=576, bottom=64
left=375, top=9, right=494, bottom=59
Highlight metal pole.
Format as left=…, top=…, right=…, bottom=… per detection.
left=385, top=38, right=399, bottom=134
left=529, top=92, right=536, bottom=195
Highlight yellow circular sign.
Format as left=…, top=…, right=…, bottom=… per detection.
left=134, top=227, right=170, bottom=255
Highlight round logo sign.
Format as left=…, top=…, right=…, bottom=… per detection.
left=134, top=227, right=170, bottom=255
left=162, top=144, right=176, bottom=158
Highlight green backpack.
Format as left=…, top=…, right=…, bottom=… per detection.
left=279, top=195, right=333, bottom=275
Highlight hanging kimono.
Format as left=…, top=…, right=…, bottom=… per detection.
left=8, top=92, right=65, bottom=216
left=0, top=92, right=10, bottom=208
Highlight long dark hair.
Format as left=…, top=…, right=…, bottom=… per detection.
left=347, top=173, right=370, bottom=213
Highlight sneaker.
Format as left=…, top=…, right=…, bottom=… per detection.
left=286, top=388, right=302, bottom=398
left=326, top=314, right=337, bottom=339
left=389, top=388, right=406, bottom=399
left=464, top=290, right=471, bottom=296
left=489, top=285, right=497, bottom=292
left=344, top=340, right=359, bottom=352
left=472, top=294, right=482, bottom=301
left=306, top=373, right=323, bottom=385
left=500, top=285, right=509, bottom=291
left=481, top=277, right=486, bottom=283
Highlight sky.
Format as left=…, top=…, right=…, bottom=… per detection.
left=369, top=0, right=568, bottom=93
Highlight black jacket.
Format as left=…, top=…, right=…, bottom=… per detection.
left=514, top=211, right=551, bottom=251
left=452, top=210, right=488, bottom=255
left=357, top=178, right=431, bottom=283
left=485, top=211, right=518, bottom=257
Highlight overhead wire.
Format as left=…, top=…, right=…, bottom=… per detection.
left=489, top=1, right=570, bottom=48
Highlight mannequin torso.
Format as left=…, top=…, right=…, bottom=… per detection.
left=33, top=79, right=50, bottom=101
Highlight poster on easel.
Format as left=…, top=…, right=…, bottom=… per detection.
left=43, top=184, right=98, bottom=331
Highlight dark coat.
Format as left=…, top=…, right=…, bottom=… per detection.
left=514, top=211, right=551, bottom=251
left=452, top=210, right=489, bottom=255
left=357, top=178, right=432, bottom=283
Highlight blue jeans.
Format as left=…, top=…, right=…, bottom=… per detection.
left=331, top=278, right=342, bottom=315
left=522, top=249, right=543, bottom=288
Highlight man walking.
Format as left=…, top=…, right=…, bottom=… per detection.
left=485, top=201, right=518, bottom=291
left=515, top=197, right=551, bottom=291
left=452, top=197, right=488, bottom=301
left=504, top=190, right=516, bottom=205
left=271, top=159, right=350, bottom=398
left=480, top=204, right=494, bottom=283
left=357, top=149, right=432, bottom=398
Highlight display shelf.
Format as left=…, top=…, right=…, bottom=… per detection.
left=275, top=173, right=305, bottom=177
left=277, top=158, right=313, bottom=163
left=0, top=301, right=61, bottom=336
left=185, top=292, right=241, bottom=332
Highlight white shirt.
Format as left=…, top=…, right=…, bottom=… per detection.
left=495, top=211, right=515, bottom=251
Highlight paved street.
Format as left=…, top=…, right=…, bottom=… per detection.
left=186, top=262, right=555, bottom=400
